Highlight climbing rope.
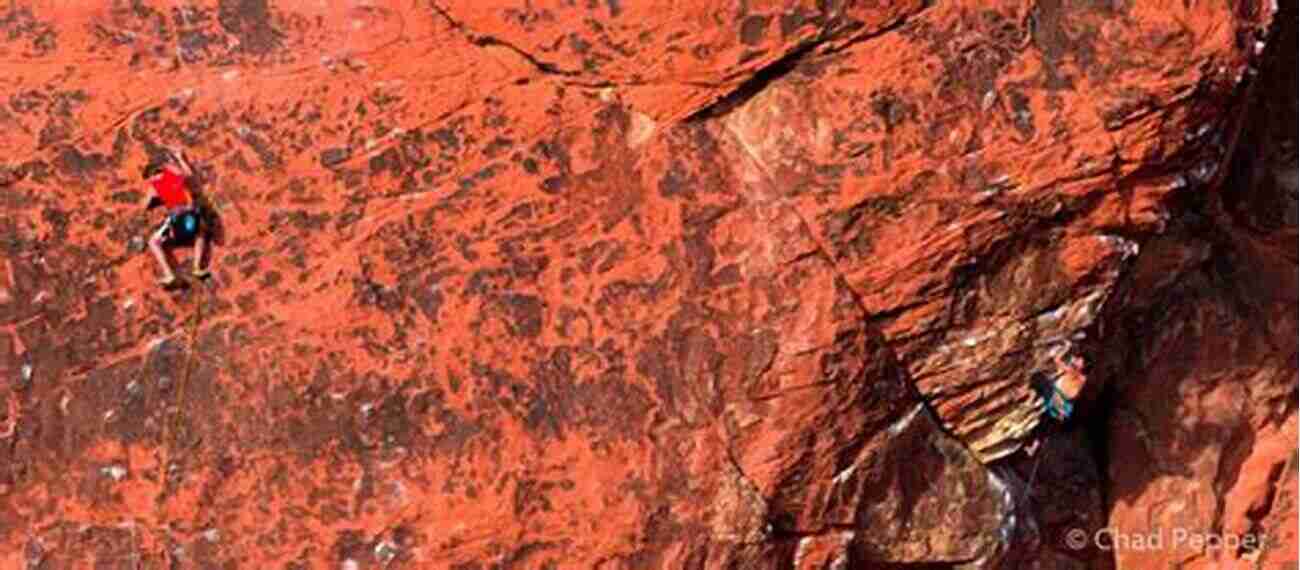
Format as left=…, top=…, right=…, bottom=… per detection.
left=156, top=280, right=207, bottom=502
left=1024, top=436, right=1048, bottom=505
left=146, top=279, right=208, bottom=564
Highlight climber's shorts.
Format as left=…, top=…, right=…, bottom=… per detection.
left=1035, top=381, right=1074, bottom=421
left=154, top=207, right=203, bottom=246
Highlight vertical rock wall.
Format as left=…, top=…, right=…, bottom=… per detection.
left=0, top=1, right=1289, bottom=568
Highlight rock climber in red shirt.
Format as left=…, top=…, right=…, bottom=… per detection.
left=141, top=146, right=209, bottom=289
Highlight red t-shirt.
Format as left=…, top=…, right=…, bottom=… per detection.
left=151, top=169, right=191, bottom=208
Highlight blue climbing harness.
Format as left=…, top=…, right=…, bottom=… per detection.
left=1037, top=382, right=1074, bottom=421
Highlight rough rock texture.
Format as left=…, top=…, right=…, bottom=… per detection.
left=0, top=1, right=1290, bottom=568
left=1096, top=2, right=1299, bottom=567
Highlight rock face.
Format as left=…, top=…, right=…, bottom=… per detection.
left=1097, top=3, right=1299, bottom=568
left=0, top=1, right=1290, bottom=569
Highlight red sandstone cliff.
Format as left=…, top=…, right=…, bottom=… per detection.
left=0, top=1, right=1293, bottom=568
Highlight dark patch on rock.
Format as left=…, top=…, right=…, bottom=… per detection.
left=46, top=90, right=88, bottom=119
left=431, top=127, right=461, bottom=153
left=53, top=146, right=108, bottom=179
left=110, top=128, right=132, bottom=164
left=534, top=139, right=572, bottom=174
left=454, top=163, right=504, bottom=192
left=681, top=231, right=718, bottom=290
left=822, top=193, right=912, bottom=263
left=40, top=207, right=70, bottom=240
left=1098, top=88, right=1161, bottom=131
left=577, top=240, right=623, bottom=274
left=483, top=136, right=514, bottom=159
left=236, top=127, right=282, bottom=168
left=235, top=292, right=257, bottom=313
left=605, top=0, right=622, bottom=17
left=0, top=162, right=28, bottom=187
left=513, top=477, right=560, bottom=517
left=177, top=31, right=220, bottom=63
left=501, top=246, right=550, bottom=285
left=740, top=15, right=771, bottom=46
left=8, top=90, right=44, bottom=114
left=540, top=175, right=568, bottom=195
left=497, top=293, right=544, bottom=338
left=269, top=209, right=332, bottom=232
left=0, top=6, right=58, bottom=57
left=500, top=202, right=536, bottom=227
left=258, top=270, right=282, bottom=289
left=780, top=10, right=808, bottom=38
left=658, top=160, right=692, bottom=198
left=1005, top=89, right=1037, bottom=141
left=711, top=263, right=742, bottom=288
left=521, top=345, right=653, bottom=442
left=217, top=0, right=283, bottom=56
left=1030, top=0, right=1106, bottom=89
left=37, top=120, right=72, bottom=148
left=907, top=11, right=1020, bottom=103
left=870, top=90, right=916, bottom=132
left=280, top=376, right=367, bottom=460
left=368, top=147, right=403, bottom=176
left=496, top=541, right=560, bottom=569
left=567, top=33, right=592, bottom=54
left=623, top=506, right=695, bottom=567
left=363, top=388, right=429, bottom=451
left=634, top=305, right=723, bottom=427
left=320, top=147, right=351, bottom=168
left=429, top=401, right=482, bottom=455
left=412, top=281, right=444, bottom=323
left=738, top=49, right=766, bottom=65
